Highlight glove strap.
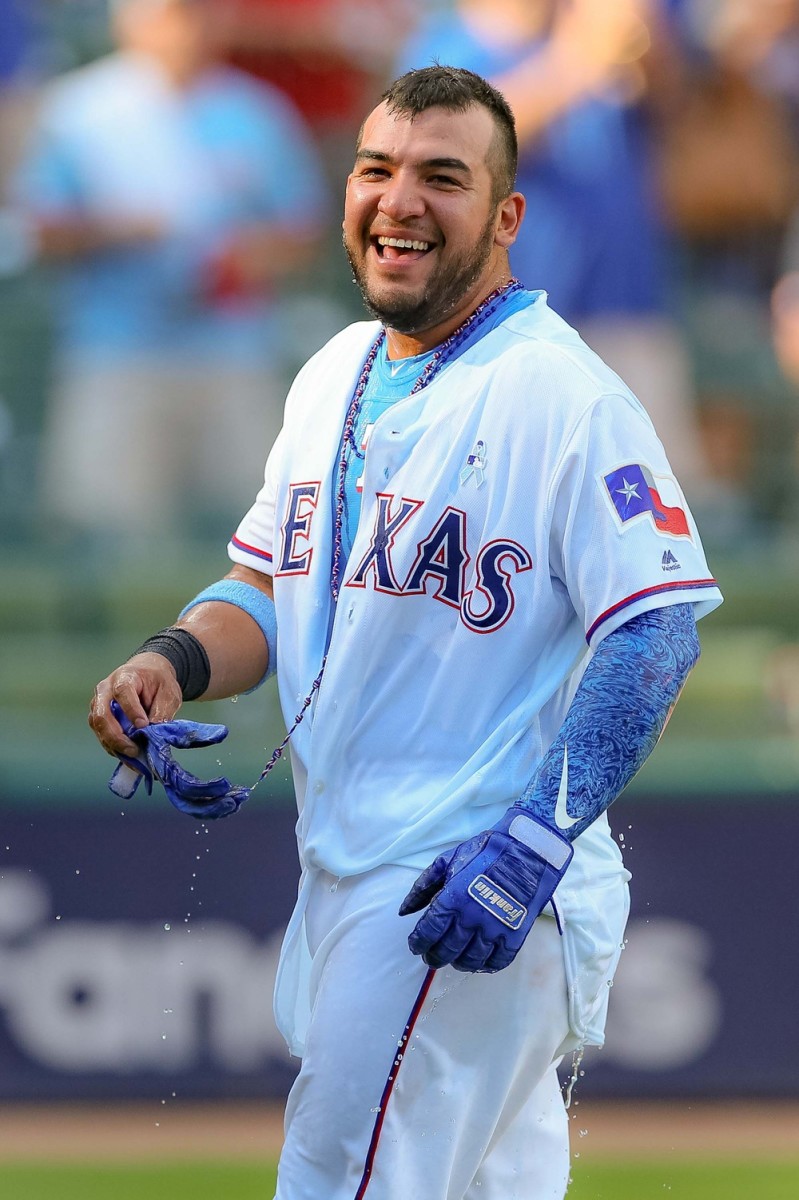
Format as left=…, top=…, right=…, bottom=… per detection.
left=506, top=809, right=573, bottom=870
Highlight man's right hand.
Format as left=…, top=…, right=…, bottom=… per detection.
left=88, top=653, right=183, bottom=758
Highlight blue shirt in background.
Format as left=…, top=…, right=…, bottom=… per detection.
left=396, top=16, right=671, bottom=323
left=15, top=52, right=328, bottom=365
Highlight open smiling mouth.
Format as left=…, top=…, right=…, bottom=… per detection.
left=374, top=235, right=435, bottom=261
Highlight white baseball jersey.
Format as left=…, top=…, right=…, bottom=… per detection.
left=229, top=292, right=722, bottom=1056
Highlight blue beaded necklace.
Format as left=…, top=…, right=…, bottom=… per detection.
left=331, top=277, right=522, bottom=600
left=251, top=276, right=522, bottom=789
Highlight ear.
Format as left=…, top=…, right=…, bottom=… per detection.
left=494, top=192, right=525, bottom=250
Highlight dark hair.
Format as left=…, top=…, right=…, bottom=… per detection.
left=379, top=65, right=518, bottom=203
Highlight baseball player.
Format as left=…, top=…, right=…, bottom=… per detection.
left=90, top=66, right=722, bottom=1200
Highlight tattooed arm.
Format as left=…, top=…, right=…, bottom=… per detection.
left=400, top=603, right=700, bottom=972
left=519, top=602, right=700, bottom=840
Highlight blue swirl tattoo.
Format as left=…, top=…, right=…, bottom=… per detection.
left=519, top=604, right=700, bottom=841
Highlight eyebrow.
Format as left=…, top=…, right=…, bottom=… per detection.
left=355, top=150, right=473, bottom=175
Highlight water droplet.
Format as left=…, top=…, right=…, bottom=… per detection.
left=75, top=869, right=80, bottom=875
left=231, top=695, right=239, bottom=704
left=164, top=923, right=171, bottom=931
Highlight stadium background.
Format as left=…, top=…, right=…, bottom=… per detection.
left=1, top=1, right=799, bottom=1195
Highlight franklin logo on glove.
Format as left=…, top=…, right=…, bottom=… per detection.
left=467, top=876, right=527, bottom=928
left=399, top=807, right=573, bottom=973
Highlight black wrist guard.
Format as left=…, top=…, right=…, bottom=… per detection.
left=131, top=628, right=211, bottom=702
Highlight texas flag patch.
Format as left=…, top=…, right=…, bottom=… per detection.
left=602, top=463, right=693, bottom=541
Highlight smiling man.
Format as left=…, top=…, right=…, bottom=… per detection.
left=343, top=92, right=521, bottom=342
left=90, top=66, right=722, bottom=1200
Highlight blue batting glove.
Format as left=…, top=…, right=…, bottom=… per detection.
left=107, top=700, right=250, bottom=819
left=399, top=807, right=573, bottom=973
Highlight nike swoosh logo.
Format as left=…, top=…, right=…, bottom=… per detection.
left=553, top=745, right=579, bottom=830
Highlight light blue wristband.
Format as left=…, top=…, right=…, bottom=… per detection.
left=180, top=580, right=277, bottom=692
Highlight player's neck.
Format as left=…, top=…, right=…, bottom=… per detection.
left=384, top=270, right=516, bottom=360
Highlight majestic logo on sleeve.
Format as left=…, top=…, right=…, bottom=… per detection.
left=602, top=464, right=693, bottom=542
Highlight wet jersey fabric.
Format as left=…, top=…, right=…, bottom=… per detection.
left=229, top=290, right=721, bottom=1053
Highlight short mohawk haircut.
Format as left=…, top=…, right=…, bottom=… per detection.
left=380, top=64, right=518, bottom=202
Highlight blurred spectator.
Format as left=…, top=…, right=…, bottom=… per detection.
left=661, top=0, right=798, bottom=262
left=686, top=0, right=799, bottom=78
left=396, top=0, right=708, bottom=495
left=730, top=0, right=799, bottom=379
left=0, top=0, right=34, bottom=85
left=665, top=2, right=799, bottom=530
left=0, top=1, right=40, bottom=191
left=215, top=0, right=415, bottom=142
left=13, top=0, right=328, bottom=548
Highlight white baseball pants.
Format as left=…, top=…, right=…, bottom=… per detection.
left=274, top=864, right=579, bottom=1200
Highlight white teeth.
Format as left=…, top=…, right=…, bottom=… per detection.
left=377, top=236, right=431, bottom=251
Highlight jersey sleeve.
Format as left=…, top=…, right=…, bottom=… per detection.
left=227, top=427, right=286, bottom=575
left=548, top=392, right=722, bottom=647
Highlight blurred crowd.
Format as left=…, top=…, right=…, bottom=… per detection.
left=3, top=0, right=799, bottom=556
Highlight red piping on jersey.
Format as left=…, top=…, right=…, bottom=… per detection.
left=354, top=967, right=436, bottom=1198
left=229, top=534, right=273, bottom=564
left=587, top=578, right=718, bottom=643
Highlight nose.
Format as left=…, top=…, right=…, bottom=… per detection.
left=376, top=171, right=426, bottom=222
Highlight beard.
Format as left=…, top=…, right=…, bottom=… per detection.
left=343, top=210, right=497, bottom=336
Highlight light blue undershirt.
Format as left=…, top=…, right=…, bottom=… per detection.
left=335, top=287, right=537, bottom=567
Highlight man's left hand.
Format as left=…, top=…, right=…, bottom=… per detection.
left=399, top=807, right=573, bottom=973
